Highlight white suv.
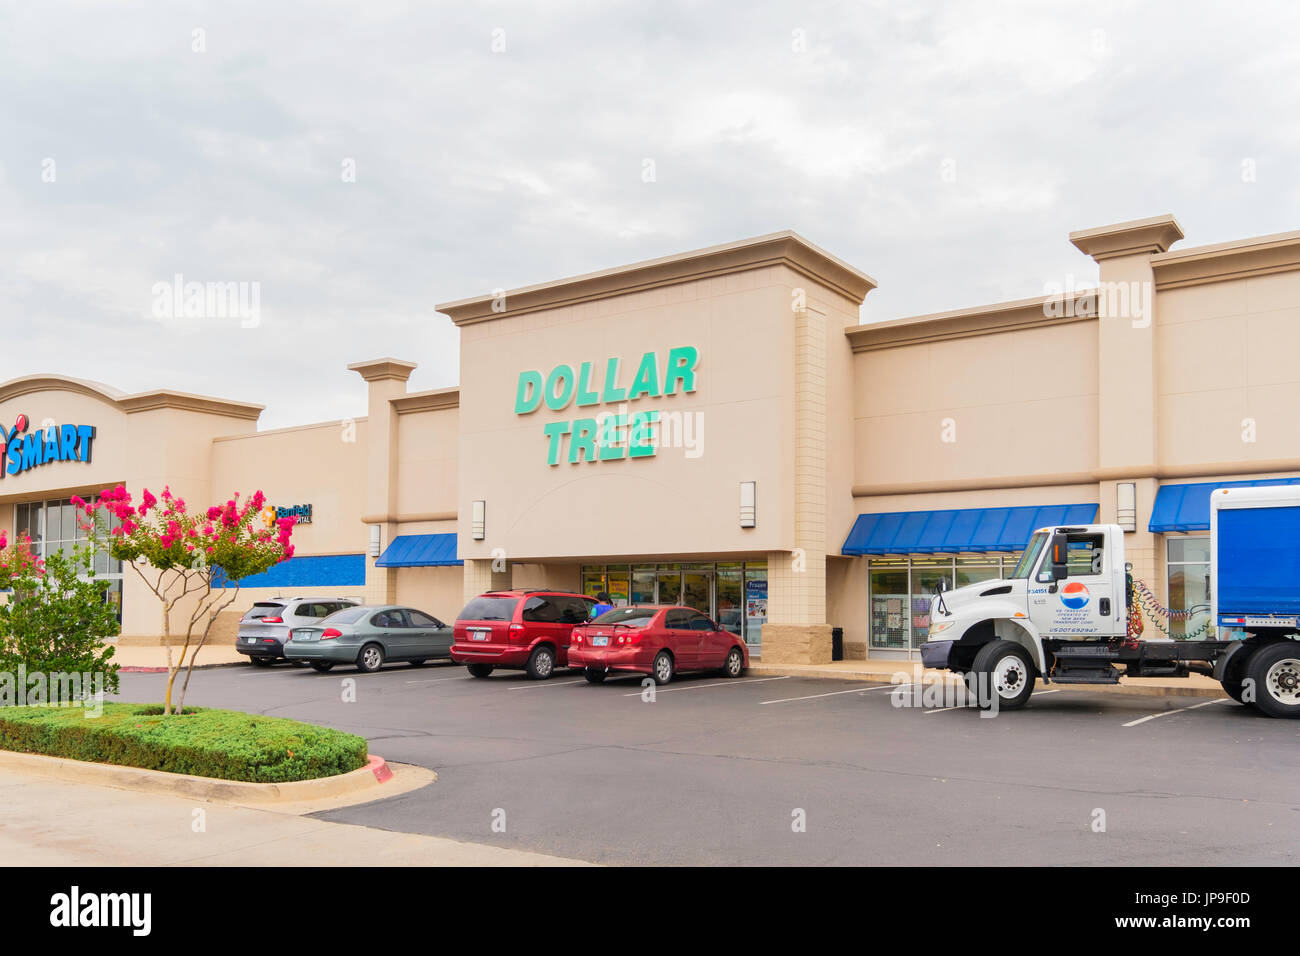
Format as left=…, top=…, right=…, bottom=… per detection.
left=236, top=596, right=360, bottom=666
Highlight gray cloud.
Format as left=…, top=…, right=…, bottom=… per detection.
left=2, top=0, right=1298, bottom=428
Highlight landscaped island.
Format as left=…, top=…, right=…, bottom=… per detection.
left=0, top=703, right=368, bottom=783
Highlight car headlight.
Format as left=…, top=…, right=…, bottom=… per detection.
left=928, top=620, right=955, bottom=636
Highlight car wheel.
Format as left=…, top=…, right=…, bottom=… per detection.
left=250, top=657, right=273, bottom=668
left=1247, top=641, right=1300, bottom=718
left=971, top=640, right=1036, bottom=710
left=309, top=661, right=335, bottom=672
left=722, top=647, right=745, bottom=678
left=357, top=643, right=385, bottom=673
left=408, top=659, right=426, bottom=667
left=584, top=667, right=607, bottom=684
left=466, top=663, right=494, bottom=678
left=526, top=646, right=556, bottom=680
left=651, top=650, right=674, bottom=685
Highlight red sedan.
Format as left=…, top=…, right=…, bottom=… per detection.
left=568, top=605, right=749, bottom=685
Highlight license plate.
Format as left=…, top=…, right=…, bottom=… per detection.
left=297, top=633, right=315, bottom=642
left=592, top=635, right=609, bottom=646
left=245, top=637, right=256, bottom=643
left=470, top=630, right=490, bottom=641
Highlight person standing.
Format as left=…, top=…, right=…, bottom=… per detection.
left=590, top=591, right=613, bottom=619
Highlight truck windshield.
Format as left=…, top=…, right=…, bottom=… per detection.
left=1008, top=532, right=1047, bottom=579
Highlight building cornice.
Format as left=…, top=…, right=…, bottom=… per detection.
left=0, top=375, right=263, bottom=421
left=347, top=358, right=418, bottom=383
left=1069, top=214, right=1185, bottom=261
left=846, top=291, right=1097, bottom=353
left=1151, top=229, right=1300, bottom=290
left=435, top=231, right=878, bottom=327
left=391, top=387, right=459, bottom=414
left=852, top=459, right=1300, bottom=497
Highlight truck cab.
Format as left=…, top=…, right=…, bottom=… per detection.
left=922, top=523, right=1128, bottom=684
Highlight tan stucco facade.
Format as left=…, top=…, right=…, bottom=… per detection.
left=4, top=216, right=1299, bottom=661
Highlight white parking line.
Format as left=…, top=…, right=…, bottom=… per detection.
left=758, top=683, right=898, bottom=705
left=509, top=679, right=586, bottom=690
left=622, top=676, right=790, bottom=697
left=1122, top=697, right=1228, bottom=727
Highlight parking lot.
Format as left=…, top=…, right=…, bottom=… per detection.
left=115, top=663, right=1299, bottom=866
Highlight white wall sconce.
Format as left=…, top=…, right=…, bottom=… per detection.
left=739, top=481, right=756, bottom=528
left=368, top=524, right=382, bottom=557
left=472, top=500, right=486, bottom=540
left=1117, top=482, right=1137, bottom=532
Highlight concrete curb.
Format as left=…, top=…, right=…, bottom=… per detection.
left=747, top=664, right=1228, bottom=699
left=0, top=749, right=428, bottom=806
left=120, top=662, right=246, bottom=673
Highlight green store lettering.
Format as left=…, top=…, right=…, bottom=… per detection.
left=514, top=346, right=698, bottom=466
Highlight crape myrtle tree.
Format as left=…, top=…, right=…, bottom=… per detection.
left=74, top=486, right=296, bottom=714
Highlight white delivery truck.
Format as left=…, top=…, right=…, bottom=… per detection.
left=919, top=485, right=1300, bottom=718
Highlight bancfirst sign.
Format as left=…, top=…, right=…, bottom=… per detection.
left=0, top=413, right=96, bottom=480
left=514, top=346, right=698, bottom=465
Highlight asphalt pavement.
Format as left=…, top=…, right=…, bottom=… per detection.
left=113, top=661, right=1300, bottom=866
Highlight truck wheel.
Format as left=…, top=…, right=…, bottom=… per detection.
left=466, top=663, right=494, bottom=678
left=1220, top=644, right=1256, bottom=704
left=971, top=640, right=1036, bottom=710
left=1246, top=642, right=1300, bottom=718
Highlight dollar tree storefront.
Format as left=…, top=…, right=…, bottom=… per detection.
left=8, top=216, right=1300, bottom=661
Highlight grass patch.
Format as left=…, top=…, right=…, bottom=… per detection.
left=0, top=702, right=369, bottom=782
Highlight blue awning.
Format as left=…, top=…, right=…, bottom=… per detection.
left=1149, top=477, right=1300, bottom=533
left=841, top=504, right=1099, bottom=556
left=374, top=533, right=461, bottom=568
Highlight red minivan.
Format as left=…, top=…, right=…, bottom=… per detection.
left=451, top=590, right=597, bottom=680
left=568, top=605, right=749, bottom=685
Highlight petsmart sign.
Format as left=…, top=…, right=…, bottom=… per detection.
left=0, top=413, right=97, bottom=480
left=514, top=346, right=698, bottom=466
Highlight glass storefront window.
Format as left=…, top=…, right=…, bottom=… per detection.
left=955, top=558, right=1000, bottom=588
left=631, top=571, right=656, bottom=604
left=606, top=571, right=631, bottom=607
left=869, top=563, right=909, bottom=650
left=716, top=569, right=742, bottom=636
left=14, top=496, right=122, bottom=622
left=1167, top=536, right=1211, bottom=638
left=909, top=560, right=951, bottom=650
left=743, top=569, right=766, bottom=648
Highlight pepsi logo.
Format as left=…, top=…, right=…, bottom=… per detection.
left=1060, top=581, right=1090, bottom=610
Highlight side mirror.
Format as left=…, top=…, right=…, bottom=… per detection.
left=1048, top=532, right=1070, bottom=581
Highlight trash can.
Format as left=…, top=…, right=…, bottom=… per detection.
left=831, top=627, right=844, bottom=662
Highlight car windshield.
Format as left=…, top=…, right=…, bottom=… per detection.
left=1008, top=532, right=1048, bottom=579
left=242, top=602, right=285, bottom=621
left=321, top=607, right=369, bottom=625
left=459, top=596, right=519, bottom=621
left=591, top=608, right=658, bottom=627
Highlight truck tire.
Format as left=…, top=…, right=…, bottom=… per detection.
left=1220, top=643, right=1256, bottom=704
left=971, top=640, right=1036, bottom=711
left=1246, top=641, right=1300, bottom=718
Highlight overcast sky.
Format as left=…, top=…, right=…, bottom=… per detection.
left=3, top=1, right=1299, bottom=429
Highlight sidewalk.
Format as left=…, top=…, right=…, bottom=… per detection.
left=749, top=657, right=1227, bottom=699
left=110, top=643, right=247, bottom=672
left=0, top=766, right=593, bottom=866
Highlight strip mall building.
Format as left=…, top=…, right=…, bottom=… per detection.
left=4, top=214, right=1300, bottom=663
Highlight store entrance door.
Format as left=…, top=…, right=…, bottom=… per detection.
left=680, top=571, right=713, bottom=616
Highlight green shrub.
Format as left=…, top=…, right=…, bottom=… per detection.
left=0, top=703, right=368, bottom=782
left=0, top=545, right=120, bottom=696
